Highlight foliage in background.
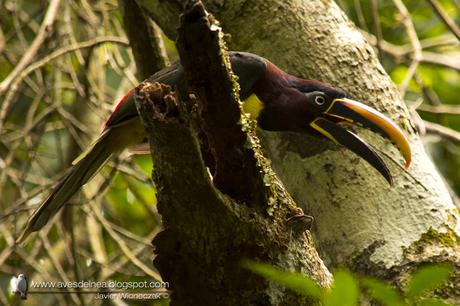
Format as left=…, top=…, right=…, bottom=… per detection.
left=340, top=0, right=460, bottom=199
left=244, top=261, right=454, bottom=306
left=0, top=0, right=171, bottom=305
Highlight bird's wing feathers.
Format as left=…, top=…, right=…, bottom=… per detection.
left=103, top=62, right=185, bottom=130
left=18, top=63, right=183, bottom=242
left=104, top=52, right=266, bottom=129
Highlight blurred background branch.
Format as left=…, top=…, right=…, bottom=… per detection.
left=0, top=1, right=174, bottom=304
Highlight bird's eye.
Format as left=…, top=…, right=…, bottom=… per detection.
left=315, top=96, right=326, bottom=105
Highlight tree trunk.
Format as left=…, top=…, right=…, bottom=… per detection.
left=137, top=0, right=460, bottom=299
left=133, top=3, right=331, bottom=304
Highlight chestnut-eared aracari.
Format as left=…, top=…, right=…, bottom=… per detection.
left=17, top=51, right=411, bottom=242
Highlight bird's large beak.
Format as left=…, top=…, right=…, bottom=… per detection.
left=310, top=98, right=411, bottom=185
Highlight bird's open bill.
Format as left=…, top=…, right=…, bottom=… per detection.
left=310, top=98, right=411, bottom=185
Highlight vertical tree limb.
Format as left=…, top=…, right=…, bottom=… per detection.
left=426, top=0, right=460, bottom=41
left=175, top=1, right=266, bottom=202
left=119, top=0, right=169, bottom=80
left=133, top=2, right=331, bottom=304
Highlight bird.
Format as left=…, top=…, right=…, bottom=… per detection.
left=11, top=274, right=28, bottom=299
left=17, top=51, right=411, bottom=242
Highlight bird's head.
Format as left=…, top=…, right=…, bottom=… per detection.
left=243, top=60, right=411, bottom=185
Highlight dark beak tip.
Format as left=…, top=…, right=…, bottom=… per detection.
left=382, top=168, right=393, bottom=186
left=388, top=177, right=394, bottom=186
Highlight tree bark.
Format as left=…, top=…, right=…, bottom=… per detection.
left=118, top=0, right=169, bottom=80
left=133, top=2, right=331, bottom=304
left=138, top=0, right=460, bottom=298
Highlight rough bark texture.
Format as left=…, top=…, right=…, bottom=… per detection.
left=176, top=3, right=265, bottom=203
left=138, top=0, right=460, bottom=299
left=133, top=2, right=331, bottom=305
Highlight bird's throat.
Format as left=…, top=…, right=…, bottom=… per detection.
left=242, top=93, right=264, bottom=119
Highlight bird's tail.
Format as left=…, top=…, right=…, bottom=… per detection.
left=17, top=128, right=120, bottom=243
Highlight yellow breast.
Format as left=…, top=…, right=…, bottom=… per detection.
left=242, top=94, right=263, bottom=119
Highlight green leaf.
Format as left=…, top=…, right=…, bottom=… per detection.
left=361, top=277, right=403, bottom=306
left=406, top=264, right=453, bottom=298
left=418, top=297, right=453, bottom=306
left=324, top=270, right=359, bottom=306
left=242, top=261, right=323, bottom=298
